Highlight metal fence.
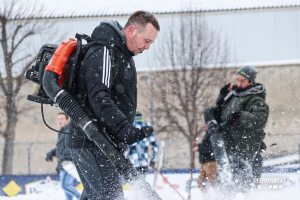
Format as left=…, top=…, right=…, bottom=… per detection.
left=0, top=133, right=299, bottom=175
left=0, top=142, right=57, bottom=175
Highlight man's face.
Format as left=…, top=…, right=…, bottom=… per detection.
left=56, top=114, right=69, bottom=129
left=236, top=74, right=252, bottom=89
left=127, top=23, right=158, bottom=56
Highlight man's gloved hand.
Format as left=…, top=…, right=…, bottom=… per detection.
left=141, top=126, right=153, bottom=138
left=220, top=83, right=231, bottom=97
left=45, top=154, right=53, bottom=162
left=116, top=124, right=154, bottom=145
left=217, top=83, right=232, bottom=106
left=150, top=161, right=155, bottom=168
left=226, top=112, right=241, bottom=126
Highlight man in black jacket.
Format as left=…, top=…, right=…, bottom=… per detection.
left=67, top=11, right=160, bottom=199
left=46, top=112, right=80, bottom=200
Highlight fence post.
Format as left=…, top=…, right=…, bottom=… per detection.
left=153, top=140, right=165, bottom=189
left=28, top=142, right=34, bottom=174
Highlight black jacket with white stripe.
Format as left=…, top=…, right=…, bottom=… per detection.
left=67, top=21, right=145, bottom=148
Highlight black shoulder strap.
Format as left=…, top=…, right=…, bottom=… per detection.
left=80, top=39, right=119, bottom=80
left=76, top=37, right=119, bottom=100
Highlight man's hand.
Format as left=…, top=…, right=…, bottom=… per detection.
left=226, top=112, right=241, bottom=126
left=193, top=146, right=199, bottom=152
left=193, top=141, right=198, bottom=147
left=217, top=83, right=234, bottom=106
left=141, top=126, right=153, bottom=138
left=219, top=83, right=231, bottom=96
left=45, top=154, right=53, bottom=162
left=116, top=124, right=154, bottom=145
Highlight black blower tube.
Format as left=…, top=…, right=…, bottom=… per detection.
left=42, top=71, right=161, bottom=199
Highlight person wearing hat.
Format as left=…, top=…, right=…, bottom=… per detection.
left=213, top=65, right=269, bottom=194
left=126, top=111, right=159, bottom=177
left=193, top=107, right=217, bottom=193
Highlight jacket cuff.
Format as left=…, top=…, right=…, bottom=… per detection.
left=101, top=110, right=128, bottom=133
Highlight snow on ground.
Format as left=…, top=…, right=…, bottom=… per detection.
left=0, top=184, right=300, bottom=200
left=0, top=171, right=300, bottom=200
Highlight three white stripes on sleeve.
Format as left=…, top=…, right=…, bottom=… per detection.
left=102, top=46, right=111, bottom=87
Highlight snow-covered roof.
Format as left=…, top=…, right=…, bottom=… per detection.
left=23, top=0, right=300, bottom=19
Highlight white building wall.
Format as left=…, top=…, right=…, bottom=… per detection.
left=207, top=8, right=300, bottom=65
left=34, top=7, right=300, bottom=71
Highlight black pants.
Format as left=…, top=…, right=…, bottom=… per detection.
left=228, top=154, right=253, bottom=194
left=252, top=152, right=263, bottom=179
left=71, top=146, right=124, bottom=200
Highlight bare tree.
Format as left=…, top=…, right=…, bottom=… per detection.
left=0, top=0, right=56, bottom=174
left=148, top=13, right=230, bottom=170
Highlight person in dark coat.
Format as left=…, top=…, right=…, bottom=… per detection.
left=193, top=115, right=217, bottom=192
left=46, top=112, right=80, bottom=200
left=67, top=11, right=160, bottom=200
left=215, top=66, right=269, bottom=194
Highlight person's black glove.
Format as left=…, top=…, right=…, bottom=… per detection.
left=150, top=161, right=155, bottom=168
left=226, top=112, right=241, bottom=125
left=141, top=126, right=153, bottom=138
left=116, top=124, right=153, bottom=145
left=217, top=83, right=231, bottom=105
left=220, top=83, right=231, bottom=97
left=45, top=154, right=53, bottom=162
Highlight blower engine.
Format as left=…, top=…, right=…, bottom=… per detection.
left=25, top=34, right=85, bottom=106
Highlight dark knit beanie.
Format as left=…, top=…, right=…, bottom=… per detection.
left=236, top=66, right=257, bottom=83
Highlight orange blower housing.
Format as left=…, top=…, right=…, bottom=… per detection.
left=45, top=38, right=77, bottom=86
left=25, top=34, right=85, bottom=106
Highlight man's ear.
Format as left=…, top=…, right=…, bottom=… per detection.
left=128, top=25, right=137, bottom=36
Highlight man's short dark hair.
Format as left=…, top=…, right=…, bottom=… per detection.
left=124, top=10, right=160, bottom=32
left=57, top=112, right=69, bottom=120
